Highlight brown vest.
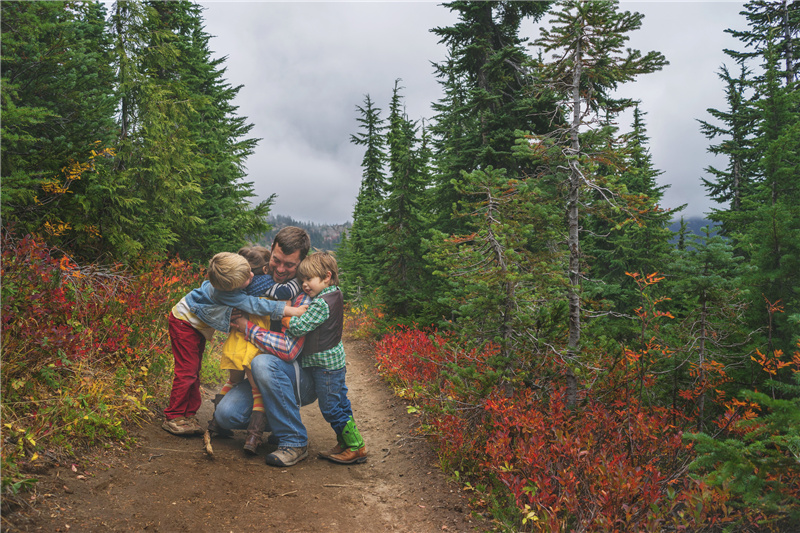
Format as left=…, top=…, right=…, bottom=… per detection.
left=298, top=290, right=343, bottom=358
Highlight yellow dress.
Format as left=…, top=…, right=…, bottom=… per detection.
left=220, top=314, right=273, bottom=371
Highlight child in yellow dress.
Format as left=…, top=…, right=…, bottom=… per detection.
left=214, top=246, right=303, bottom=453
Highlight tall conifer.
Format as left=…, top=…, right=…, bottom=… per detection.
left=378, top=81, right=430, bottom=318
left=428, top=0, right=552, bottom=235
left=339, top=94, right=387, bottom=298
left=527, top=0, right=667, bottom=405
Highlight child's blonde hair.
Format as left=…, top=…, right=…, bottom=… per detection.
left=297, top=251, right=339, bottom=285
left=208, top=252, right=251, bottom=291
left=238, top=245, right=271, bottom=274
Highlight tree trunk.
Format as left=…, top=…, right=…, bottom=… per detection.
left=565, top=33, right=583, bottom=408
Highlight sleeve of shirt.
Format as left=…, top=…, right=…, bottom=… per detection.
left=218, top=293, right=285, bottom=319
left=264, top=278, right=301, bottom=301
left=287, top=297, right=329, bottom=338
left=245, top=274, right=274, bottom=296
left=244, top=321, right=305, bottom=362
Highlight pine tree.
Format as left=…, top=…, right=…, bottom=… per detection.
left=583, top=106, right=677, bottom=346
left=671, top=228, right=747, bottom=431
left=699, top=64, right=760, bottom=237
left=339, top=94, right=387, bottom=299
left=145, top=1, right=269, bottom=261
left=426, top=165, right=565, bottom=396
left=738, top=41, right=800, bottom=354
left=1, top=1, right=117, bottom=247
left=527, top=0, right=667, bottom=405
left=377, top=80, right=431, bottom=318
left=428, top=0, right=552, bottom=235
left=106, top=0, right=205, bottom=258
left=726, top=0, right=800, bottom=85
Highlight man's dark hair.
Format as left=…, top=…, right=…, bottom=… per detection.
left=272, top=226, right=311, bottom=260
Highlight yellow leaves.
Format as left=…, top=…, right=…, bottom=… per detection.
left=522, top=504, right=540, bottom=525
left=41, top=179, right=72, bottom=195
left=86, top=225, right=102, bottom=238
left=43, top=220, right=72, bottom=236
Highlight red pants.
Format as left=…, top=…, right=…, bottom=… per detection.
left=164, top=313, right=206, bottom=420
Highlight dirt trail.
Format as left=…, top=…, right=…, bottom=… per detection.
left=4, top=339, right=488, bottom=532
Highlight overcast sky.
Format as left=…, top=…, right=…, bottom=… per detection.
left=201, top=1, right=747, bottom=225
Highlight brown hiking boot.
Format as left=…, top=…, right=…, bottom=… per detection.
left=265, top=446, right=308, bottom=467
left=318, top=433, right=346, bottom=458
left=326, top=445, right=367, bottom=465
left=318, top=442, right=346, bottom=459
left=243, top=410, right=266, bottom=455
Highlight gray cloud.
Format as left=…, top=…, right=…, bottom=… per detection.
left=203, top=1, right=746, bottom=224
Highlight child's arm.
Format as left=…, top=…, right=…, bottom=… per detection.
left=245, top=274, right=271, bottom=296
left=286, top=297, right=329, bottom=338
left=263, top=277, right=302, bottom=301
left=229, top=316, right=305, bottom=362
left=212, top=287, right=305, bottom=320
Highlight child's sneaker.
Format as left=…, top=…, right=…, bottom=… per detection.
left=162, top=416, right=202, bottom=435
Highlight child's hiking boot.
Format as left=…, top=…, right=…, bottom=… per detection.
left=324, top=419, right=367, bottom=465
left=243, top=410, right=267, bottom=454
left=327, top=445, right=367, bottom=464
left=265, top=445, right=308, bottom=467
left=318, top=433, right=346, bottom=459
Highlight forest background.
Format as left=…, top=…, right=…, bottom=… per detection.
left=2, top=1, right=799, bottom=531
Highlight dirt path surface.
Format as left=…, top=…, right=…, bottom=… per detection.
left=4, top=339, right=488, bottom=532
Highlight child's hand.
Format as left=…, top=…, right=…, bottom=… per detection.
left=284, top=304, right=308, bottom=317
left=230, top=316, right=249, bottom=333
left=230, top=309, right=249, bottom=321
left=281, top=316, right=292, bottom=329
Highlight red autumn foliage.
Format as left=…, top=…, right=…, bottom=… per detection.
left=1, top=233, right=204, bottom=371
left=372, top=325, right=750, bottom=531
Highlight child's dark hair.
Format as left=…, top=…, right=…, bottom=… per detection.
left=238, top=246, right=270, bottom=274
left=297, top=251, right=339, bottom=285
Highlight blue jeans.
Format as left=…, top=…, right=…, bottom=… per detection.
left=214, top=354, right=317, bottom=447
left=308, top=366, right=352, bottom=435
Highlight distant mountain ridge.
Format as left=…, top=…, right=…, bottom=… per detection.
left=253, top=215, right=350, bottom=252
left=669, top=217, right=719, bottom=236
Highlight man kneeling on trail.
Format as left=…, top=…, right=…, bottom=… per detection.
left=209, top=227, right=367, bottom=467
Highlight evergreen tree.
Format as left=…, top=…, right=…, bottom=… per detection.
left=377, top=80, right=431, bottom=318
left=145, top=1, right=269, bottom=261
left=726, top=0, right=800, bottom=85
left=583, top=106, right=677, bottom=346
left=339, top=94, right=387, bottom=299
left=671, top=228, right=747, bottom=431
left=106, top=0, right=205, bottom=258
left=428, top=0, right=552, bottom=235
left=688, top=370, right=800, bottom=528
left=1, top=1, right=117, bottom=248
left=426, top=165, right=566, bottom=397
left=527, top=0, right=667, bottom=405
left=738, top=41, right=800, bottom=354
left=699, top=64, right=760, bottom=237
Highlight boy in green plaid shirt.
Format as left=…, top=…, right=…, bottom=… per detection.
left=284, top=251, right=367, bottom=464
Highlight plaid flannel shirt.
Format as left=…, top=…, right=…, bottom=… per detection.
left=242, top=293, right=311, bottom=362
left=287, top=286, right=346, bottom=370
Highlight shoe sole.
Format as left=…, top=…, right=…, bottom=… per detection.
left=265, top=449, right=308, bottom=467
left=323, top=455, right=368, bottom=465
left=243, top=444, right=259, bottom=455
left=162, top=422, right=202, bottom=436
